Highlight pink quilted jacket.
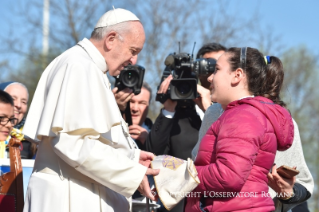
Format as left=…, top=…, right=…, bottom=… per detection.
left=185, top=96, right=294, bottom=212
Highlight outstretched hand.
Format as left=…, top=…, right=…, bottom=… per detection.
left=139, top=150, right=155, bottom=168
left=138, top=168, right=160, bottom=201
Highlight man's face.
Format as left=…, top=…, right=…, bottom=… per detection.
left=108, top=22, right=145, bottom=76
left=199, top=50, right=225, bottom=89
left=5, top=84, right=28, bottom=124
left=0, top=102, right=14, bottom=141
left=130, top=87, right=150, bottom=126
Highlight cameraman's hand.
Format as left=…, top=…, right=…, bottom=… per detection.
left=193, top=84, right=211, bottom=112
left=112, top=87, right=134, bottom=111
left=129, top=124, right=148, bottom=145
left=158, top=75, right=177, bottom=112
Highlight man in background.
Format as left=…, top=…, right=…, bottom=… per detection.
left=0, top=82, right=36, bottom=159
left=128, top=82, right=153, bottom=150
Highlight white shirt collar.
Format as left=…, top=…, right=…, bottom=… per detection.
left=77, top=38, right=107, bottom=73
left=238, top=95, right=254, bottom=100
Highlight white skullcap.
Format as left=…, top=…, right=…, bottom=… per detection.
left=94, top=8, right=139, bottom=29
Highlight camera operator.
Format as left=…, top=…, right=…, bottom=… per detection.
left=128, top=82, right=153, bottom=150
left=111, top=54, right=153, bottom=150
left=145, top=43, right=226, bottom=212
left=145, top=43, right=226, bottom=159
left=194, top=43, right=226, bottom=113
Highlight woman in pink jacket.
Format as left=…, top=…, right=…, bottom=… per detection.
left=185, top=47, right=294, bottom=212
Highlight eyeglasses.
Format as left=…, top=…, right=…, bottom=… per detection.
left=0, top=116, right=18, bottom=126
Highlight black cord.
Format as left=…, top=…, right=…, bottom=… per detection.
left=125, top=101, right=133, bottom=126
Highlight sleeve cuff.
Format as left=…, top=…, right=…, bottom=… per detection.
left=279, top=183, right=311, bottom=204
left=162, top=109, right=175, bottom=119
left=133, top=148, right=141, bottom=163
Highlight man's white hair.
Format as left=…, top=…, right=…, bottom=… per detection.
left=5, top=82, right=29, bottom=100
left=91, top=21, right=133, bottom=41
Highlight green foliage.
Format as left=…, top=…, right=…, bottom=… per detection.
left=8, top=48, right=61, bottom=109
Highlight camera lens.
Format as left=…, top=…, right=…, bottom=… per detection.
left=175, top=81, right=192, bottom=98
left=121, top=70, right=139, bottom=87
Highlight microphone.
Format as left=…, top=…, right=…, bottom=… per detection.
left=164, top=55, right=175, bottom=66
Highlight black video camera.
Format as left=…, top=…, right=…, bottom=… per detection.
left=156, top=52, right=216, bottom=103
left=114, top=65, right=145, bottom=95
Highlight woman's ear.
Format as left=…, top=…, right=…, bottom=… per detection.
left=104, top=31, right=117, bottom=50
left=231, top=68, right=245, bottom=86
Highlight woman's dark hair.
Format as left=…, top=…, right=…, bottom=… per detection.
left=0, top=90, right=14, bottom=106
left=226, top=47, right=286, bottom=107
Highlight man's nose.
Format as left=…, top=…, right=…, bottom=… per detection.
left=130, top=103, right=138, bottom=111
left=15, top=99, right=21, bottom=109
left=130, top=55, right=138, bottom=65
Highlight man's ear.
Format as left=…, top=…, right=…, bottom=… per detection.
left=231, top=68, right=245, bottom=86
left=104, top=31, right=117, bottom=50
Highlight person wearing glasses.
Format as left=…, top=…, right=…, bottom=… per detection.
left=0, top=90, right=18, bottom=158
left=0, top=82, right=36, bottom=159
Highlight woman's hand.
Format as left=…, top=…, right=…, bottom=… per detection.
left=267, top=164, right=296, bottom=199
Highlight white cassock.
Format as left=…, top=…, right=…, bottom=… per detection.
left=22, top=38, right=147, bottom=212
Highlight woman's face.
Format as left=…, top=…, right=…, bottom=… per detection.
left=208, top=53, right=234, bottom=108
left=0, top=103, right=14, bottom=141
left=5, top=84, right=28, bottom=124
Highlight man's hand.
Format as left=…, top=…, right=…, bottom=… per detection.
left=139, top=150, right=155, bottom=167
left=158, top=75, right=177, bottom=112
left=138, top=168, right=160, bottom=201
left=193, top=84, right=211, bottom=112
left=129, top=124, right=148, bottom=144
left=267, top=164, right=296, bottom=199
left=112, top=87, right=134, bottom=111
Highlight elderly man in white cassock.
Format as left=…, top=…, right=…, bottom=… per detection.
left=22, top=8, right=159, bottom=212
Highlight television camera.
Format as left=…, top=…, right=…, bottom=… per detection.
left=156, top=52, right=216, bottom=103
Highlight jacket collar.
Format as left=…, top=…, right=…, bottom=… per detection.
left=77, top=38, right=108, bottom=73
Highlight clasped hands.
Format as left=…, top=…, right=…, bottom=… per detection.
left=138, top=150, right=160, bottom=201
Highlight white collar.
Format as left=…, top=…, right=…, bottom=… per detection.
left=238, top=95, right=254, bottom=100
left=77, top=38, right=107, bottom=73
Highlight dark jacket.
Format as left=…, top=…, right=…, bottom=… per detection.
left=146, top=107, right=201, bottom=160
left=145, top=104, right=202, bottom=212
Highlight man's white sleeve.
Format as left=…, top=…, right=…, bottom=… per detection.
left=51, top=130, right=147, bottom=198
